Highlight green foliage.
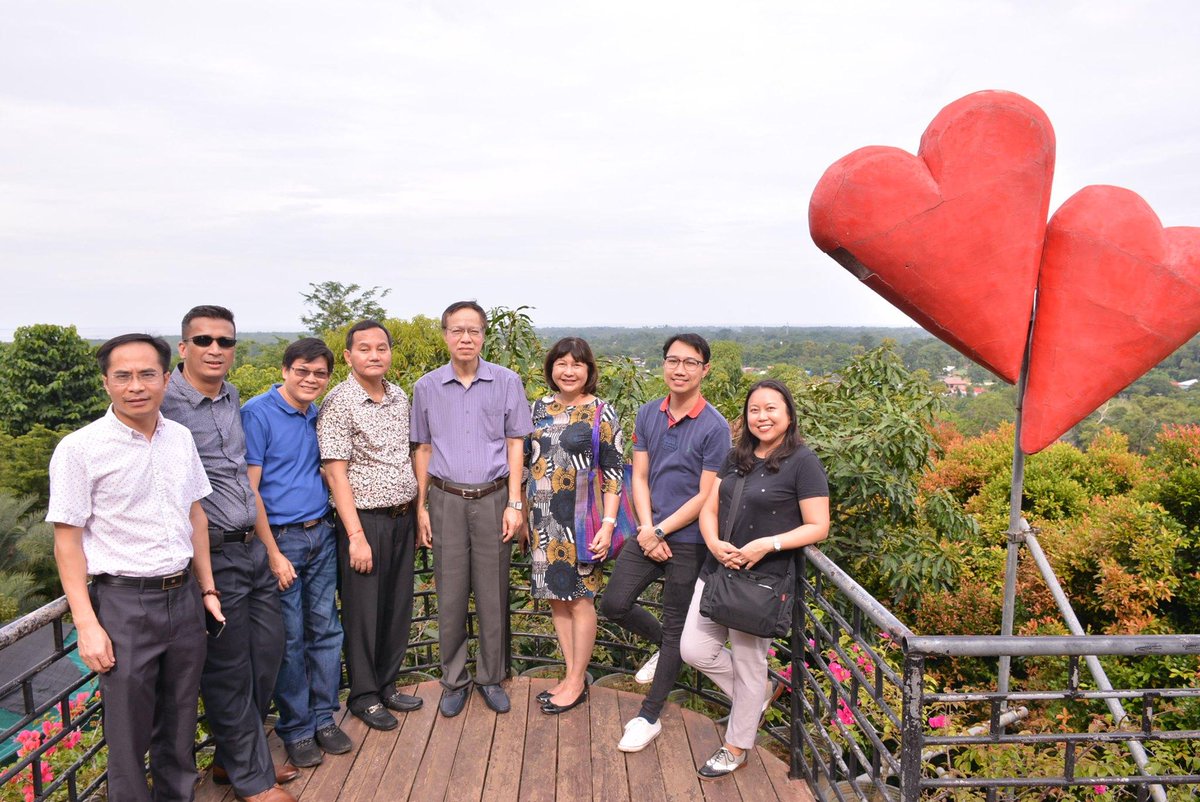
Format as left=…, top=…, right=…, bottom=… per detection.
left=0, top=324, right=106, bottom=436
left=702, top=341, right=752, bottom=423
left=0, top=490, right=56, bottom=617
left=0, top=425, right=68, bottom=505
left=482, top=306, right=545, bottom=398
left=300, top=281, right=391, bottom=335
left=225, top=364, right=282, bottom=402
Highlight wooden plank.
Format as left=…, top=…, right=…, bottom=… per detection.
left=615, top=691, right=665, bottom=802
left=679, top=707, right=740, bottom=802
left=655, top=702, right=706, bottom=802
left=446, top=680, right=500, bottom=802
left=370, top=680, right=441, bottom=802
left=517, top=678, right=558, bottom=802
left=552, top=682, right=591, bottom=802
left=481, top=678, right=531, bottom=802
left=729, top=737, right=781, bottom=802
left=757, top=745, right=817, bottom=802
left=193, top=767, right=234, bottom=802
left=407, top=683, right=468, bottom=802
left=301, top=707, right=367, bottom=802
left=588, top=685, right=630, bottom=802
left=337, top=707, right=402, bottom=802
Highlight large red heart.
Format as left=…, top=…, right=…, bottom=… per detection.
left=1020, top=186, right=1200, bottom=453
left=809, top=90, right=1055, bottom=383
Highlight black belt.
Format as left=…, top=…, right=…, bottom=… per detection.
left=210, top=526, right=254, bottom=544
left=273, top=514, right=332, bottom=533
left=359, top=502, right=414, bottom=518
left=93, top=566, right=191, bottom=591
left=429, top=476, right=507, bottom=500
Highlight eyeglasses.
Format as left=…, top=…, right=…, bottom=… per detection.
left=185, top=335, right=238, bottom=349
left=663, top=356, right=706, bottom=371
left=446, top=327, right=484, bottom=340
left=288, top=367, right=330, bottom=381
left=109, top=370, right=165, bottom=387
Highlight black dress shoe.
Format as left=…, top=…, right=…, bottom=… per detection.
left=284, top=737, right=324, bottom=768
left=535, top=689, right=553, bottom=704
left=382, top=688, right=424, bottom=712
left=315, top=723, right=353, bottom=755
left=476, top=683, right=511, bottom=714
left=439, top=686, right=469, bottom=718
left=352, top=703, right=398, bottom=731
left=541, top=686, right=588, bottom=715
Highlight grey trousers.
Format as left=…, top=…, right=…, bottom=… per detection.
left=429, top=484, right=511, bottom=689
left=92, top=578, right=206, bottom=802
left=681, top=577, right=773, bottom=750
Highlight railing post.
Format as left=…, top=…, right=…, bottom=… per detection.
left=900, top=650, right=925, bottom=802
left=790, top=548, right=807, bottom=781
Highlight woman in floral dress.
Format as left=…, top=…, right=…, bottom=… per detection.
left=526, top=337, right=624, bottom=715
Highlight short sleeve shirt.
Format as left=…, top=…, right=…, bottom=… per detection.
left=702, top=445, right=829, bottom=580
left=242, top=384, right=329, bottom=525
left=46, top=408, right=212, bottom=577
left=410, top=359, right=534, bottom=484
left=632, top=396, right=730, bottom=544
left=160, top=367, right=257, bottom=531
left=316, top=376, right=418, bottom=509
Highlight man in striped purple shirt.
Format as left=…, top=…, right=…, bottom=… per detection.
left=411, top=301, right=533, bottom=718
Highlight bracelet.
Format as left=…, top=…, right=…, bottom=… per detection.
left=201, top=588, right=221, bottom=599
left=602, top=517, right=617, bottom=525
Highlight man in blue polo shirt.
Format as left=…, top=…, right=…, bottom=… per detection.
left=600, top=333, right=731, bottom=752
left=243, top=337, right=351, bottom=770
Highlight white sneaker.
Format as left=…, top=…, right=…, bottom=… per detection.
left=618, top=716, right=662, bottom=752
left=634, top=651, right=660, bottom=684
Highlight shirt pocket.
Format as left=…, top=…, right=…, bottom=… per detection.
left=484, top=409, right=506, bottom=440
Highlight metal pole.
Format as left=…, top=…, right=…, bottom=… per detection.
left=1023, top=531, right=1168, bottom=802
left=899, top=651, right=926, bottom=802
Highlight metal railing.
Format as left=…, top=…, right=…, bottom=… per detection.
left=4, top=545, right=1199, bottom=801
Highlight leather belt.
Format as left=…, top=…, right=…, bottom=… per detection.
left=359, top=502, right=414, bottom=518
left=212, top=527, right=255, bottom=544
left=272, top=514, right=332, bottom=535
left=92, top=566, right=191, bottom=591
left=429, top=476, right=507, bottom=500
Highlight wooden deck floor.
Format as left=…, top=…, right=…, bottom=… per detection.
left=195, top=677, right=814, bottom=802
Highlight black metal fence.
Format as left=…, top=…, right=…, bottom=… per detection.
left=4, top=546, right=1200, bottom=801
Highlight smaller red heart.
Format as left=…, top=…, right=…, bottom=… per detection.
left=809, top=90, right=1055, bottom=383
left=1021, top=186, right=1200, bottom=453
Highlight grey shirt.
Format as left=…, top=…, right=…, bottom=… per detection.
left=160, top=365, right=258, bottom=531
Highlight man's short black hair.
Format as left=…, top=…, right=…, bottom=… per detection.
left=662, top=333, right=711, bottom=364
left=283, top=337, right=335, bottom=371
left=344, top=320, right=393, bottom=351
left=181, top=305, right=235, bottom=338
left=440, top=301, right=488, bottom=331
left=97, top=334, right=172, bottom=374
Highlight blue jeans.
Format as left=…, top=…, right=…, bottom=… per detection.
left=271, top=517, right=344, bottom=745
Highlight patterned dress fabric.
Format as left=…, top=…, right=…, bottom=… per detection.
left=527, top=396, right=624, bottom=600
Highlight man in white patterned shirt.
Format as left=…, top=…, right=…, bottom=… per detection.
left=316, top=320, right=422, bottom=732
left=48, top=333, right=223, bottom=802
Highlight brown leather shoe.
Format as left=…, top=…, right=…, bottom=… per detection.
left=213, top=764, right=300, bottom=786
left=237, top=784, right=297, bottom=802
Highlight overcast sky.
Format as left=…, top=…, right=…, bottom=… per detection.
left=2, top=1, right=1198, bottom=339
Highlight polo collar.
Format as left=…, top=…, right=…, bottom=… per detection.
left=659, top=394, right=708, bottom=426
left=171, top=364, right=230, bottom=407
left=268, top=383, right=316, bottom=417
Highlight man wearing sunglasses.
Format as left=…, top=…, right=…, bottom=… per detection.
left=161, top=305, right=294, bottom=802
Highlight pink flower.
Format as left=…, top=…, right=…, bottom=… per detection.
left=879, top=633, right=891, bottom=640
left=830, top=661, right=852, bottom=683
left=1092, top=787, right=1108, bottom=795
left=928, top=715, right=949, bottom=729
left=807, top=639, right=816, bottom=649
left=767, top=648, right=776, bottom=658
left=778, top=665, right=793, bottom=682
left=834, top=699, right=855, bottom=728
left=64, top=731, right=81, bottom=749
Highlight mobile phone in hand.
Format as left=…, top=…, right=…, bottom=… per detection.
left=205, top=609, right=226, bottom=639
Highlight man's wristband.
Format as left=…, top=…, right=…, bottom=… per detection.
left=202, top=588, right=221, bottom=599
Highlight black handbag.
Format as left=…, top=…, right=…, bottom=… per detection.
left=698, top=472, right=795, bottom=639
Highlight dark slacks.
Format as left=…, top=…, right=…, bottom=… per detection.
left=202, top=539, right=284, bottom=798
left=92, top=577, right=206, bottom=802
left=599, top=539, right=707, bottom=721
left=429, top=486, right=511, bottom=689
left=337, top=507, right=416, bottom=712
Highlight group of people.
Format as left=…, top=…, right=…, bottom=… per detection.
left=46, top=300, right=829, bottom=802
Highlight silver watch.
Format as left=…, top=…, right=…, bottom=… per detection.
left=507, top=500, right=523, bottom=511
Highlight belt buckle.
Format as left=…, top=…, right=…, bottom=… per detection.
left=461, top=487, right=482, bottom=500
left=161, top=572, right=186, bottom=591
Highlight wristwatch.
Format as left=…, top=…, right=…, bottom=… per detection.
left=507, top=500, right=523, bottom=511
left=773, top=536, right=782, bottom=552
left=654, top=526, right=666, bottom=541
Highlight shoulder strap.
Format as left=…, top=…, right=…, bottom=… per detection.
left=591, top=401, right=603, bottom=470
left=720, top=471, right=747, bottom=541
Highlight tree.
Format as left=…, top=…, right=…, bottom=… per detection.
left=300, top=281, right=391, bottom=335
left=0, top=425, right=68, bottom=504
left=0, top=324, right=106, bottom=436
left=0, top=490, right=56, bottom=617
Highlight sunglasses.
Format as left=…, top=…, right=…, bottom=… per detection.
left=185, top=335, right=238, bottom=348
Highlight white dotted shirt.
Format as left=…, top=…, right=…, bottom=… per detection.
left=46, top=407, right=213, bottom=577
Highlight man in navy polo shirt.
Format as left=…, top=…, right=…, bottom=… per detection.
left=600, top=333, right=731, bottom=752
left=243, top=338, right=351, bottom=770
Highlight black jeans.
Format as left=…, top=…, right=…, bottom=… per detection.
left=599, top=539, right=707, bottom=722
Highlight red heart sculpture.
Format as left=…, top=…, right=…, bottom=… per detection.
left=809, top=90, right=1055, bottom=382
left=1020, top=186, right=1200, bottom=453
